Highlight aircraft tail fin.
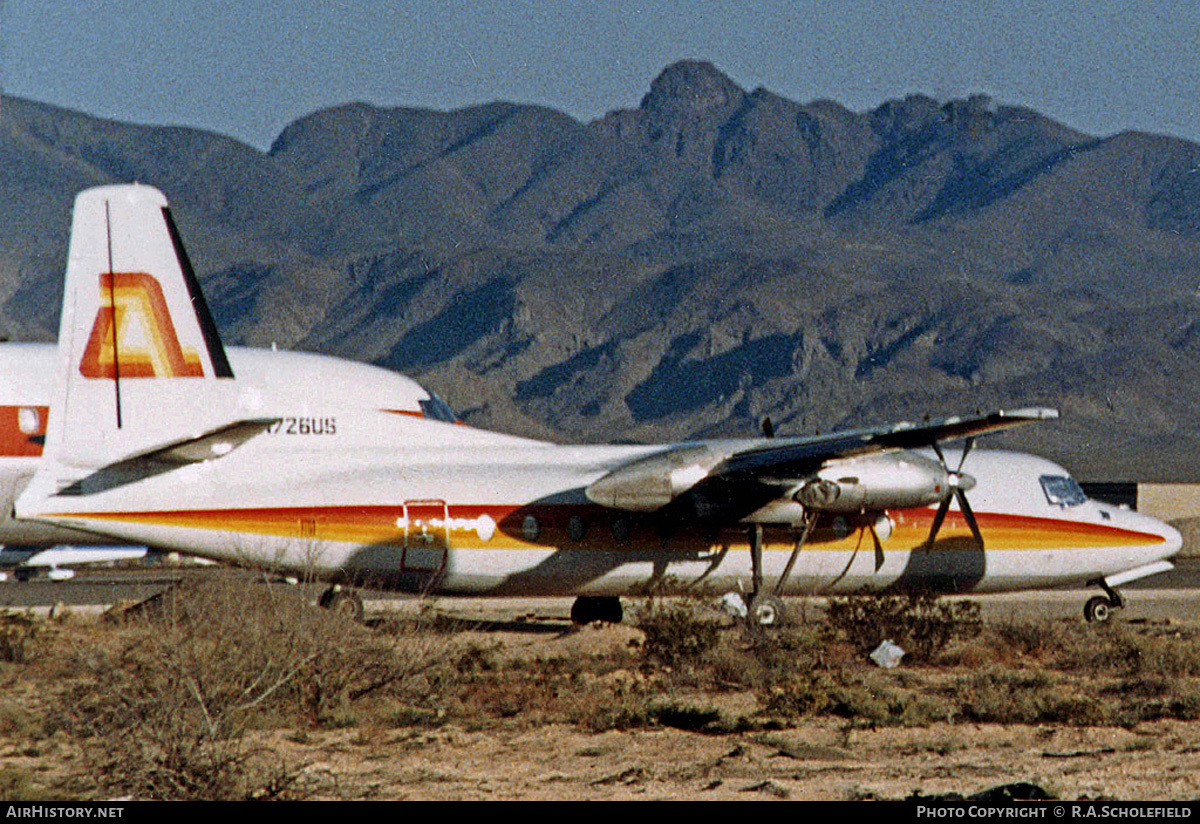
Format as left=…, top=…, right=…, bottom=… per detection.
left=28, top=185, right=247, bottom=483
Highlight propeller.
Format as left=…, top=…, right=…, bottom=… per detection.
left=867, top=513, right=891, bottom=571
left=761, top=417, right=775, bottom=438
left=925, top=437, right=983, bottom=550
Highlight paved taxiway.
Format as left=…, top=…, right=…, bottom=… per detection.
left=3, top=559, right=1200, bottom=627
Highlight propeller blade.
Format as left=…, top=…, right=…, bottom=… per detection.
left=870, top=525, right=885, bottom=571
left=926, top=494, right=951, bottom=548
left=956, top=488, right=984, bottom=549
left=957, top=437, right=976, bottom=473
left=932, top=440, right=947, bottom=466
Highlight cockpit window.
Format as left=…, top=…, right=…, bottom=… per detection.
left=419, top=393, right=458, bottom=423
left=1040, top=475, right=1087, bottom=508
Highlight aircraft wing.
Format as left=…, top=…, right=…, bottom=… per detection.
left=585, top=407, right=1058, bottom=513
left=713, top=407, right=1058, bottom=477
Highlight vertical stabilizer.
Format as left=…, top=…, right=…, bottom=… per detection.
left=32, top=185, right=243, bottom=481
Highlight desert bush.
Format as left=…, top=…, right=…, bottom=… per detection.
left=1054, top=625, right=1200, bottom=678
left=60, top=572, right=443, bottom=800
left=634, top=598, right=722, bottom=668
left=987, top=620, right=1066, bottom=661
left=708, top=622, right=833, bottom=692
left=764, top=671, right=835, bottom=718
left=764, top=667, right=949, bottom=726
left=0, top=614, right=38, bottom=664
left=0, top=766, right=52, bottom=801
left=954, top=669, right=1107, bottom=725
left=573, top=693, right=655, bottom=732
left=825, top=592, right=982, bottom=662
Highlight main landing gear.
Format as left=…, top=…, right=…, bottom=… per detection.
left=319, top=585, right=365, bottom=623
left=570, top=596, right=624, bottom=625
left=739, top=516, right=818, bottom=628
left=1083, top=579, right=1125, bottom=624
left=743, top=524, right=790, bottom=627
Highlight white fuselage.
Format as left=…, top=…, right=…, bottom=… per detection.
left=23, top=399, right=1182, bottom=597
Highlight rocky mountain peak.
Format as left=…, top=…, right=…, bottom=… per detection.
left=639, top=60, right=745, bottom=116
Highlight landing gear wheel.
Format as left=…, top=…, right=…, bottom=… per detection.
left=1083, top=595, right=1113, bottom=624
left=748, top=594, right=788, bottom=627
left=319, top=586, right=364, bottom=623
left=570, top=596, right=623, bottom=625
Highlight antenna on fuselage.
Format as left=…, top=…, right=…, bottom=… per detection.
left=104, top=202, right=123, bottom=429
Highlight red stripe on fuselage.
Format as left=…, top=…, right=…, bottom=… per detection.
left=0, top=406, right=48, bottom=457
left=47, top=503, right=1169, bottom=551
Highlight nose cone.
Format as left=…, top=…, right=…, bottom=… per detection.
left=1156, top=519, right=1184, bottom=560
left=1124, top=509, right=1183, bottom=561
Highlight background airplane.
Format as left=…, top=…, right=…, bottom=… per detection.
left=12, top=185, right=1183, bottom=625
left=0, top=545, right=147, bottom=582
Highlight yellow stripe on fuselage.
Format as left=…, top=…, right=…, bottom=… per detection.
left=50, top=504, right=1169, bottom=552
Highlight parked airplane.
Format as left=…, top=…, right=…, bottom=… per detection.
left=11, top=185, right=1182, bottom=625
left=0, top=546, right=147, bottom=581
left=0, top=342, right=457, bottom=549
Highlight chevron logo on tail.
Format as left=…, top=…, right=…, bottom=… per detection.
left=78, top=272, right=205, bottom=379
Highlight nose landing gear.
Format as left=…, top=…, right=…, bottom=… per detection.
left=1083, top=579, right=1125, bottom=624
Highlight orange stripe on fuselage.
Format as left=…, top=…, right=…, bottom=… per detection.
left=49, top=505, right=1168, bottom=552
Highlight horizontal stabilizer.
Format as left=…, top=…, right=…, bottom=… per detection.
left=54, top=418, right=277, bottom=496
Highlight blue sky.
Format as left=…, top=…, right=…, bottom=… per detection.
left=2, top=1, right=1197, bottom=150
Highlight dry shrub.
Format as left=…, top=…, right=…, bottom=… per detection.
left=708, top=622, right=834, bottom=692
left=1054, top=624, right=1200, bottom=678
left=60, top=572, right=443, bottom=800
left=826, top=593, right=981, bottom=663
left=987, top=620, right=1067, bottom=662
left=0, top=614, right=38, bottom=664
left=1103, top=677, right=1200, bottom=725
left=634, top=598, right=722, bottom=668
left=0, top=766, right=53, bottom=801
left=954, top=669, right=1108, bottom=725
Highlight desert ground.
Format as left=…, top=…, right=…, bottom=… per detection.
left=1, top=574, right=1199, bottom=801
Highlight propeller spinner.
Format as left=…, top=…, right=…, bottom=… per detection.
left=925, top=438, right=983, bottom=550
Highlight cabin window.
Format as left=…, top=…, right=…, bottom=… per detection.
left=17, top=407, right=40, bottom=435
left=1040, top=475, right=1087, bottom=508
left=568, top=515, right=585, bottom=541
left=612, top=518, right=630, bottom=543
left=522, top=515, right=540, bottom=541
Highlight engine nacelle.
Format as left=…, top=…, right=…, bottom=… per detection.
left=793, top=451, right=949, bottom=513
left=585, top=445, right=721, bottom=512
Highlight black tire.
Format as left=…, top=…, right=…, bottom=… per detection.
left=570, top=596, right=623, bottom=625
left=320, top=587, right=364, bottom=622
left=1083, top=595, right=1111, bottom=624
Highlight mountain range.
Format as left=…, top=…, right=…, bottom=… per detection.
left=3, top=60, right=1200, bottom=480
